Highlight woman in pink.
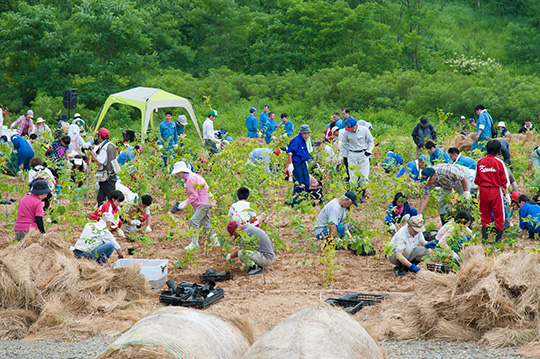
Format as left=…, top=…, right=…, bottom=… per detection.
left=14, top=179, right=51, bottom=241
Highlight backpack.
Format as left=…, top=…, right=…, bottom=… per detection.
left=491, top=121, right=498, bottom=138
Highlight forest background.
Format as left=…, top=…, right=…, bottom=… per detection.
left=1, top=0, right=540, bottom=138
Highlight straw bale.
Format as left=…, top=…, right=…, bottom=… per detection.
left=97, top=307, right=252, bottom=359
left=481, top=328, right=538, bottom=349
left=0, top=231, right=157, bottom=341
left=517, top=341, right=540, bottom=358
left=242, top=307, right=386, bottom=359
left=449, top=134, right=474, bottom=152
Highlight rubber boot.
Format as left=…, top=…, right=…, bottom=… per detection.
left=481, top=226, right=489, bottom=243
left=495, top=229, right=504, bottom=243
left=410, top=258, right=421, bottom=265
left=184, top=238, right=199, bottom=251
left=359, top=189, right=366, bottom=204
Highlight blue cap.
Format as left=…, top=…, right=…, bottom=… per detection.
left=344, top=190, right=358, bottom=207
left=345, top=118, right=357, bottom=131
left=419, top=155, right=429, bottom=162
left=420, top=167, right=435, bottom=182
left=249, top=107, right=257, bottom=113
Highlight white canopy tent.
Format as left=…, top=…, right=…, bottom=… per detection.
left=94, top=86, right=202, bottom=141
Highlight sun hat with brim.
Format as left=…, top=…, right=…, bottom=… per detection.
left=177, top=115, right=188, bottom=126
left=497, top=121, right=505, bottom=127
left=408, top=215, right=426, bottom=233
left=345, top=118, right=357, bottom=131
left=26, top=110, right=34, bottom=118
left=420, top=167, right=435, bottom=182
left=299, top=124, right=312, bottom=134
left=36, top=117, right=46, bottom=124
left=226, top=221, right=239, bottom=236
left=171, top=161, right=192, bottom=175
left=344, top=190, right=358, bottom=207
left=209, top=110, right=220, bottom=117
left=31, top=179, right=51, bottom=195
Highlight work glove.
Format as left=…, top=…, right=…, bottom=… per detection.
left=158, top=145, right=163, bottom=150
left=117, top=229, right=125, bottom=238
left=145, top=226, right=152, bottom=232
left=222, top=140, right=230, bottom=146
left=463, top=191, right=471, bottom=200
left=287, top=163, right=294, bottom=175
left=171, top=202, right=180, bottom=213
left=365, top=151, right=372, bottom=157
left=505, top=193, right=511, bottom=204
left=425, top=241, right=437, bottom=249
left=389, top=223, right=397, bottom=232
left=408, top=264, right=420, bottom=273
left=130, top=219, right=141, bottom=226
left=345, top=230, right=352, bottom=238
left=402, top=214, right=411, bottom=222
left=174, top=144, right=178, bottom=148
left=178, top=200, right=188, bottom=210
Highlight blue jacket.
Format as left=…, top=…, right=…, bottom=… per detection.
left=11, top=135, right=33, bottom=155
left=281, top=121, right=294, bottom=137
left=384, top=203, right=418, bottom=224
left=176, top=123, right=185, bottom=135
left=519, top=201, right=540, bottom=233
left=158, top=120, right=178, bottom=149
left=259, top=111, right=270, bottom=131
left=117, top=146, right=135, bottom=165
left=454, top=153, right=477, bottom=170
left=265, top=119, right=277, bottom=144
left=396, top=160, right=422, bottom=182
left=430, top=148, right=452, bottom=165
left=246, top=114, right=258, bottom=133
left=382, top=151, right=403, bottom=172
left=477, top=110, right=493, bottom=140
left=287, top=134, right=311, bottom=162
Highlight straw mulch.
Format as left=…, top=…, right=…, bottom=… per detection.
left=0, top=230, right=158, bottom=341
left=358, top=246, right=540, bottom=358
left=448, top=130, right=538, bottom=153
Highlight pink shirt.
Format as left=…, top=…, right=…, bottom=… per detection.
left=184, top=172, right=213, bottom=211
left=13, top=115, right=34, bottom=135
left=14, top=193, right=44, bottom=231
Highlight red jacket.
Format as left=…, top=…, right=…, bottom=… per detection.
left=474, top=154, right=508, bottom=188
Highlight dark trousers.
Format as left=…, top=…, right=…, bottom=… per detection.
left=97, top=174, right=117, bottom=206
left=292, top=161, right=309, bottom=205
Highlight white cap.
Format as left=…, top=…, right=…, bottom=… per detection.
left=460, top=115, right=466, bottom=120
left=74, top=113, right=82, bottom=119
left=102, top=212, right=116, bottom=224
left=177, top=115, right=188, bottom=126
left=497, top=121, right=505, bottom=127
left=73, top=158, right=83, bottom=166
left=171, top=161, right=191, bottom=175
left=331, top=126, right=340, bottom=133
left=26, top=110, right=34, bottom=118
left=36, top=117, right=45, bottom=124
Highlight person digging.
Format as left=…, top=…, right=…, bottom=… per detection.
left=386, top=215, right=436, bottom=276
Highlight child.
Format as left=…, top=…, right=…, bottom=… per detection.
left=14, top=179, right=51, bottom=241
left=228, top=187, right=264, bottom=226
left=308, top=174, right=323, bottom=203
left=90, top=190, right=125, bottom=236
left=385, top=192, right=418, bottom=233
left=125, top=194, right=153, bottom=233
left=47, top=135, right=71, bottom=168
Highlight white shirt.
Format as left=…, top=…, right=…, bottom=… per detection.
left=94, top=141, right=112, bottom=166
left=390, top=225, right=425, bottom=253
left=203, top=118, right=219, bottom=143
left=339, top=126, right=374, bottom=158
left=73, top=220, right=121, bottom=252
left=313, top=198, right=346, bottom=236
left=228, top=201, right=257, bottom=225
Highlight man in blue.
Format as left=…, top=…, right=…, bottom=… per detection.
left=496, top=138, right=512, bottom=170
left=247, top=147, right=281, bottom=172
left=448, top=147, right=477, bottom=170
left=265, top=112, right=277, bottom=144
left=246, top=107, right=258, bottom=138
left=382, top=150, right=403, bottom=173
left=117, top=145, right=142, bottom=166
left=425, top=141, right=452, bottom=165
left=471, top=104, right=493, bottom=156
left=341, top=108, right=355, bottom=128
left=259, top=105, right=270, bottom=135
left=280, top=113, right=294, bottom=137
left=286, top=124, right=312, bottom=206
left=412, top=116, right=437, bottom=157
left=158, top=110, right=178, bottom=166
left=396, top=155, right=429, bottom=182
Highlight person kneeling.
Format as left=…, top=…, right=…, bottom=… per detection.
left=72, top=212, right=124, bottom=264
left=386, top=215, right=436, bottom=276
left=225, top=221, right=275, bottom=276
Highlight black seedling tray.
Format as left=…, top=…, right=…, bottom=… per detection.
left=159, top=280, right=225, bottom=309
left=426, top=263, right=452, bottom=274
left=199, top=269, right=233, bottom=282
left=325, top=293, right=385, bottom=315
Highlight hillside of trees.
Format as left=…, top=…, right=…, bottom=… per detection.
left=2, top=0, right=540, bottom=135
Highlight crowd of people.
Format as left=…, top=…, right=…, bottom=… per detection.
left=5, top=102, right=540, bottom=278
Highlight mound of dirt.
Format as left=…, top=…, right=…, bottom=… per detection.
left=358, top=246, right=540, bottom=357
left=0, top=230, right=157, bottom=341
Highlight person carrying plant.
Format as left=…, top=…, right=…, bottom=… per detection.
left=225, top=221, right=274, bottom=276
left=396, top=155, right=429, bottom=182
left=72, top=212, right=125, bottom=264
left=10, top=134, right=34, bottom=171
left=171, top=160, right=219, bottom=251
left=384, top=192, right=418, bottom=233
left=287, top=124, right=312, bottom=206
left=14, top=179, right=51, bottom=241
left=475, top=140, right=509, bottom=243
left=448, top=147, right=476, bottom=170
left=89, top=127, right=118, bottom=206
left=411, top=116, right=437, bottom=157
left=313, top=191, right=357, bottom=240
left=90, top=190, right=125, bottom=237
left=158, top=110, right=178, bottom=166
left=517, top=195, right=540, bottom=239
left=418, top=164, right=471, bottom=225
left=386, top=214, right=436, bottom=276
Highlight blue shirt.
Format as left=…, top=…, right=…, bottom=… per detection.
left=396, top=160, right=422, bottom=182
left=281, top=121, right=294, bottom=137
left=454, top=153, right=476, bottom=170
left=430, top=148, right=452, bottom=165
left=335, top=119, right=345, bottom=129
left=287, top=134, right=311, bottom=163
left=176, top=123, right=185, bottom=135
left=382, top=151, right=403, bottom=172
left=246, top=113, right=258, bottom=132
left=384, top=203, right=417, bottom=224
left=265, top=119, right=277, bottom=143
left=477, top=110, right=493, bottom=140
left=519, top=201, right=540, bottom=233
left=117, top=146, right=135, bottom=166
left=259, top=111, right=270, bottom=131
left=158, top=120, right=178, bottom=149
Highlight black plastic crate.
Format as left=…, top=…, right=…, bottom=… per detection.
left=325, top=293, right=385, bottom=315
left=199, top=269, right=233, bottom=282
left=159, top=280, right=225, bottom=309
left=426, top=263, right=452, bottom=274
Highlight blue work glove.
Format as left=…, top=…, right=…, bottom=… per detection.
left=408, top=264, right=420, bottom=273
left=425, top=241, right=437, bottom=249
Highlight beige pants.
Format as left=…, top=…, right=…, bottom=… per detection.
left=239, top=250, right=274, bottom=268
left=189, top=205, right=215, bottom=243
left=387, top=246, right=428, bottom=265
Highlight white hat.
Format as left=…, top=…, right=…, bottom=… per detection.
left=73, top=158, right=83, bottom=166
left=366, top=122, right=373, bottom=130
left=102, top=212, right=116, bottom=224
left=74, top=113, right=82, bottom=119
left=36, top=117, right=45, bottom=124
left=331, top=126, right=340, bottom=133
left=460, top=115, right=466, bottom=120
left=177, top=115, right=188, bottom=126
left=497, top=121, right=505, bottom=127
left=171, top=161, right=191, bottom=175
left=26, top=110, right=34, bottom=118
